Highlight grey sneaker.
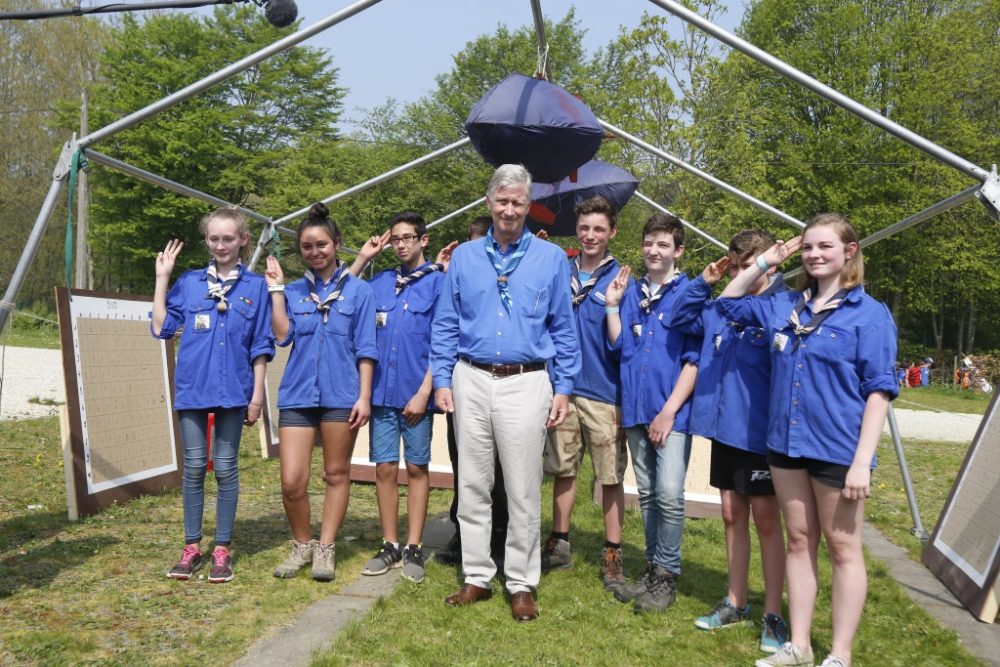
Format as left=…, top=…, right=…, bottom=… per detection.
left=694, top=597, right=752, bottom=630
left=613, top=561, right=654, bottom=602
left=760, top=613, right=789, bottom=654
left=600, top=547, right=626, bottom=590
left=819, top=656, right=846, bottom=667
left=755, top=642, right=814, bottom=667
left=273, top=539, right=315, bottom=579
left=401, top=544, right=425, bottom=583
left=312, top=542, right=336, bottom=582
left=540, top=537, right=572, bottom=572
left=633, top=565, right=678, bottom=614
left=361, top=540, right=402, bottom=576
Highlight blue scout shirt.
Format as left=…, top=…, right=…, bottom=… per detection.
left=718, top=285, right=898, bottom=467
left=571, top=257, right=622, bottom=405
left=615, top=273, right=700, bottom=430
left=431, top=234, right=581, bottom=395
left=671, top=274, right=786, bottom=453
left=154, top=265, right=274, bottom=411
left=369, top=262, right=445, bottom=410
left=277, top=271, right=378, bottom=410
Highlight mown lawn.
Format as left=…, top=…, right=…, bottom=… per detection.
left=894, top=384, right=990, bottom=415
left=0, top=416, right=981, bottom=666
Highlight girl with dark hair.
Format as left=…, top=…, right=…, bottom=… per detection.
left=152, top=207, right=274, bottom=583
left=266, top=202, right=378, bottom=582
left=720, top=213, right=898, bottom=667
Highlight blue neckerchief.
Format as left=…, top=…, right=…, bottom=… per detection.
left=206, top=260, right=241, bottom=309
left=571, top=253, right=616, bottom=306
left=484, top=226, right=532, bottom=312
left=304, top=262, right=349, bottom=323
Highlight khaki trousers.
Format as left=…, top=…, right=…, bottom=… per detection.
left=453, top=360, right=552, bottom=593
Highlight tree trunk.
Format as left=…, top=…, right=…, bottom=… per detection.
left=930, top=296, right=944, bottom=353
left=957, top=308, right=966, bottom=356
left=965, top=300, right=977, bottom=353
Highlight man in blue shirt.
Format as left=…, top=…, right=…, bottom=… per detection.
left=348, top=212, right=448, bottom=585
left=540, top=196, right=628, bottom=590
left=432, top=163, right=580, bottom=622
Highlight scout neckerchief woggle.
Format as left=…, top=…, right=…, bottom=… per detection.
left=638, top=268, right=681, bottom=313
left=304, top=262, right=350, bottom=323
left=484, top=226, right=532, bottom=312
left=395, top=261, right=443, bottom=295
left=788, top=286, right=849, bottom=351
left=206, top=260, right=241, bottom=312
left=571, top=253, right=616, bottom=306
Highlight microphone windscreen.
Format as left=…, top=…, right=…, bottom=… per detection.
left=265, top=0, right=297, bottom=28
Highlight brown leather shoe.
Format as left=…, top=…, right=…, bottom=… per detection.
left=510, top=591, right=538, bottom=622
left=444, top=583, right=492, bottom=607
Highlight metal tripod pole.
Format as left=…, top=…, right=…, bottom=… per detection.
left=886, top=403, right=929, bottom=542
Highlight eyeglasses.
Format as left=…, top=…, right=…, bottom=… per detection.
left=389, top=234, right=421, bottom=245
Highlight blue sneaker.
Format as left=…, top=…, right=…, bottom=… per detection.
left=760, top=613, right=790, bottom=654
left=694, top=597, right=752, bottom=630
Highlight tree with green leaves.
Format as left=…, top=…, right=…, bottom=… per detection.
left=82, top=5, right=344, bottom=293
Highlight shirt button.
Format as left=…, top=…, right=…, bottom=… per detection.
left=797, top=363, right=803, bottom=369
left=791, top=419, right=798, bottom=425
left=497, top=332, right=502, bottom=336
left=496, top=351, right=501, bottom=356
left=794, top=382, right=801, bottom=387
left=801, top=343, right=807, bottom=349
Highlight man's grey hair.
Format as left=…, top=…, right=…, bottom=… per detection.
left=486, top=164, right=532, bottom=200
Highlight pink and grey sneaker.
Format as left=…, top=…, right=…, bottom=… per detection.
left=167, top=544, right=203, bottom=580
left=208, top=547, right=234, bottom=583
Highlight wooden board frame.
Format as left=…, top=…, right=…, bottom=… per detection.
left=923, top=389, right=1000, bottom=623
left=56, top=287, right=183, bottom=520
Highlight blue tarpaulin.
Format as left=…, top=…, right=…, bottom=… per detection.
left=465, top=73, right=604, bottom=183
left=526, top=159, right=639, bottom=236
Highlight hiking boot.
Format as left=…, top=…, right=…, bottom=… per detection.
left=208, top=547, right=234, bottom=583
left=434, top=533, right=462, bottom=566
left=600, top=547, right=626, bottom=590
left=312, top=542, right=336, bottom=582
left=760, top=613, right=790, bottom=654
left=167, top=544, right=203, bottom=580
left=819, top=656, right=846, bottom=667
left=361, top=540, right=402, bottom=576
left=613, top=561, right=653, bottom=602
left=755, top=642, right=814, bottom=667
left=694, top=597, right=752, bottom=630
left=540, top=537, right=572, bottom=572
left=273, top=539, right=315, bottom=579
left=401, top=544, right=425, bottom=583
left=633, top=565, right=678, bottom=614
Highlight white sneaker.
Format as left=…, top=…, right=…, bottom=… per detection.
left=819, top=656, right=847, bottom=667
left=755, top=642, right=814, bottom=667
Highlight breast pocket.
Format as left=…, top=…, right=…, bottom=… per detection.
left=739, top=325, right=770, bottom=364
left=327, top=300, right=356, bottom=337
left=403, top=295, right=435, bottom=332
left=232, top=301, right=258, bottom=342
left=291, top=305, right=319, bottom=337
left=187, top=302, right=215, bottom=334
left=580, top=290, right=608, bottom=324
left=516, top=283, right=549, bottom=320
left=809, top=324, right=854, bottom=365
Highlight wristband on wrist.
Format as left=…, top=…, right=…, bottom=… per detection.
left=605, top=305, right=620, bottom=314
left=755, top=255, right=770, bottom=272
left=267, top=284, right=285, bottom=293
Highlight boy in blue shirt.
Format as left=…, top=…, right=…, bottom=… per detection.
left=541, top=196, right=628, bottom=589
left=604, top=213, right=699, bottom=614
left=349, top=212, right=448, bottom=584
left=670, top=229, right=789, bottom=653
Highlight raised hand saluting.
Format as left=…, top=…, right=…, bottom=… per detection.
left=701, top=255, right=731, bottom=286
left=155, top=239, right=184, bottom=278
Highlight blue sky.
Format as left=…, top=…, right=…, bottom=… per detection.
left=285, top=0, right=744, bottom=131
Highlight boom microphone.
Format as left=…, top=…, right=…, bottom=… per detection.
left=261, top=0, right=297, bottom=28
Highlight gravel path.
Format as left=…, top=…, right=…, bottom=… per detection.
left=0, top=346, right=987, bottom=443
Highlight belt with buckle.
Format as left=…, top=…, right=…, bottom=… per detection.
left=461, top=357, right=546, bottom=377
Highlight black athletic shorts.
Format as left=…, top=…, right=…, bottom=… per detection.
left=710, top=440, right=775, bottom=496
left=766, top=450, right=850, bottom=489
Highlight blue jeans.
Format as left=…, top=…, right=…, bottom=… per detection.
left=625, top=428, right=692, bottom=575
left=177, top=409, right=244, bottom=546
left=369, top=406, right=432, bottom=465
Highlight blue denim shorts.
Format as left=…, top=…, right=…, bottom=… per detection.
left=369, top=406, right=432, bottom=465
left=279, top=407, right=351, bottom=428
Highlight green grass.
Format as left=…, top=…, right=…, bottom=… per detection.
left=1, top=326, right=61, bottom=350
left=894, top=385, right=990, bottom=415
left=0, top=416, right=449, bottom=666
left=319, top=455, right=979, bottom=666
left=0, top=416, right=980, bottom=666
left=869, top=436, right=968, bottom=562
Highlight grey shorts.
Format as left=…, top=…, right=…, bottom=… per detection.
left=279, top=407, right=351, bottom=428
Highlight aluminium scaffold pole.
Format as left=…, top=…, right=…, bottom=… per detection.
left=886, top=404, right=929, bottom=541
left=529, top=0, right=549, bottom=79
left=634, top=191, right=727, bottom=251
left=600, top=119, right=806, bottom=231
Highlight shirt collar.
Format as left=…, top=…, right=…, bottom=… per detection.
left=399, top=260, right=432, bottom=276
